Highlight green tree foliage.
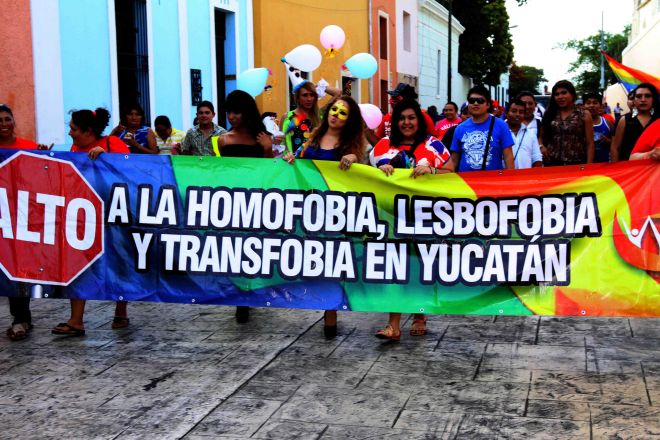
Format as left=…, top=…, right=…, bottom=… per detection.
left=559, top=26, right=630, bottom=95
left=509, top=63, right=547, bottom=96
left=438, top=0, right=514, bottom=86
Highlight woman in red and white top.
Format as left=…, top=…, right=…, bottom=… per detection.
left=370, top=100, right=454, bottom=341
left=370, top=100, right=453, bottom=179
left=52, top=108, right=130, bottom=336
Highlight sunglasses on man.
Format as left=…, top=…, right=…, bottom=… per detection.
left=467, top=97, right=487, bottom=105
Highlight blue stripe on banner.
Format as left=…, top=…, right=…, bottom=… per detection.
left=0, top=150, right=351, bottom=310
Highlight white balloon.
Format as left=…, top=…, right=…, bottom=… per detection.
left=282, top=44, right=322, bottom=72
left=358, top=103, right=383, bottom=130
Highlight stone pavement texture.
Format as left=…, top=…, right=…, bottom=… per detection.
left=1, top=299, right=659, bottom=439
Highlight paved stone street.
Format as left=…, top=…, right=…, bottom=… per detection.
left=1, top=299, right=659, bottom=439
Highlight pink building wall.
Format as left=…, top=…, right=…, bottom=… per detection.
left=0, top=0, right=36, bottom=141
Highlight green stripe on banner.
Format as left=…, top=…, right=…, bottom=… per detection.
left=171, top=156, right=332, bottom=293
left=170, top=156, right=531, bottom=315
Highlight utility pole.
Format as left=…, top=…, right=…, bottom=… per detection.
left=447, top=0, right=452, bottom=103
left=600, top=10, right=605, bottom=92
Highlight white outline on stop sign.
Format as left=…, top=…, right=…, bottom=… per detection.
left=0, top=151, right=105, bottom=286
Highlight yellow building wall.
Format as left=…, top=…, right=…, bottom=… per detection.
left=253, top=0, right=370, bottom=116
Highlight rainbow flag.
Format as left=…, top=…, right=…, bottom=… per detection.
left=602, top=51, right=660, bottom=92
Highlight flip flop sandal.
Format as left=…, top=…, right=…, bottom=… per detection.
left=410, top=318, right=427, bottom=336
left=51, top=323, right=85, bottom=336
left=111, top=316, right=130, bottom=329
left=375, top=324, right=401, bottom=341
left=6, top=322, right=31, bottom=341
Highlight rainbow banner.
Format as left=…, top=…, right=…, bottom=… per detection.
left=602, top=51, right=660, bottom=92
left=0, top=150, right=658, bottom=317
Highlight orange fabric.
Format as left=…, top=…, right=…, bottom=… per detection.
left=1, top=137, right=37, bottom=150
left=631, top=119, right=660, bottom=155
left=71, top=136, right=130, bottom=154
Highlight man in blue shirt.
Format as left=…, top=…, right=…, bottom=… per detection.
left=449, top=85, right=515, bottom=172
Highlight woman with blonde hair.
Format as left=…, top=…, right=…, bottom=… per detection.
left=281, top=81, right=340, bottom=154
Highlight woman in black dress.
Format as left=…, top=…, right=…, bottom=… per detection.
left=215, top=90, right=272, bottom=323
left=215, top=90, right=273, bottom=159
left=610, top=83, right=659, bottom=162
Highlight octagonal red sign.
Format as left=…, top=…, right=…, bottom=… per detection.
left=0, top=152, right=104, bottom=285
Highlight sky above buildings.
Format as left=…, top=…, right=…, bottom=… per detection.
left=506, top=0, right=633, bottom=89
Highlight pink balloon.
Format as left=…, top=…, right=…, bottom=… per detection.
left=320, top=25, right=346, bottom=50
left=359, top=104, right=383, bottom=130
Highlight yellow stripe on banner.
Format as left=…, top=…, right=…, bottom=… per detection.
left=211, top=136, right=221, bottom=157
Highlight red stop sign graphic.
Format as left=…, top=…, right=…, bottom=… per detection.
left=0, top=152, right=104, bottom=285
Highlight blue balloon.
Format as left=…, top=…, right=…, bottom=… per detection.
left=344, top=53, right=378, bottom=79
left=237, top=68, right=269, bottom=97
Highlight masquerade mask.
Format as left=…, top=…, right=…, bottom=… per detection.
left=329, top=102, right=349, bottom=121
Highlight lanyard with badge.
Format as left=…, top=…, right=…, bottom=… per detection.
left=513, top=127, right=527, bottom=161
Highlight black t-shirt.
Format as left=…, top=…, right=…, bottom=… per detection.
left=221, top=143, right=264, bottom=158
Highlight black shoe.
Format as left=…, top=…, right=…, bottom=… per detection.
left=323, top=324, right=337, bottom=339
left=235, top=306, right=250, bottom=323
left=323, top=310, right=337, bottom=339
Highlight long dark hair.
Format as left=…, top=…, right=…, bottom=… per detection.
left=70, top=108, right=112, bottom=139
left=305, top=95, right=365, bottom=162
left=542, top=80, right=577, bottom=146
left=225, top=90, right=269, bottom=138
left=390, top=100, right=427, bottom=147
left=632, top=82, right=660, bottom=115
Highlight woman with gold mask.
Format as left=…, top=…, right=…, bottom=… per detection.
left=283, top=95, right=366, bottom=338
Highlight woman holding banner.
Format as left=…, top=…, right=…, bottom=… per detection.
left=213, top=90, right=272, bottom=323
left=370, top=100, right=453, bottom=340
left=283, top=95, right=366, bottom=338
left=630, top=118, right=660, bottom=161
left=0, top=104, right=40, bottom=340
left=52, top=108, right=130, bottom=336
left=214, top=90, right=273, bottom=159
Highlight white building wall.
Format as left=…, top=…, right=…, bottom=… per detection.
left=623, top=0, right=660, bottom=77
left=417, top=0, right=466, bottom=110
left=31, top=0, right=65, bottom=145
left=396, top=0, right=418, bottom=83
